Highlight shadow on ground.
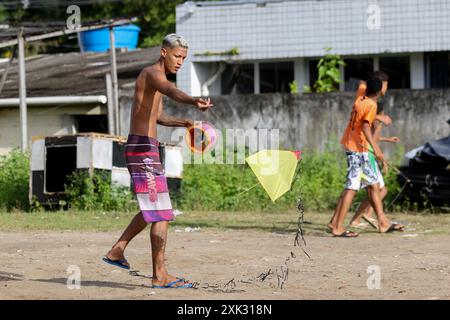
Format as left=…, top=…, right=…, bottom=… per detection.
left=32, top=278, right=148, bottom=290
left=0, top=271, right=24, bottom=282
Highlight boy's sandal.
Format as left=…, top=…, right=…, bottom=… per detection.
left=333, top=230, right=359, bottom=238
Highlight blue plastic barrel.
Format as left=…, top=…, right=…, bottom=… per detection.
left=79, top=24, right=141, bottom=52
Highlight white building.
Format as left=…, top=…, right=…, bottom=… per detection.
left=175, top=0, right=450, bottom=95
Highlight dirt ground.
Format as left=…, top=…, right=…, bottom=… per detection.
left=1, top=228, right=449, bottom=300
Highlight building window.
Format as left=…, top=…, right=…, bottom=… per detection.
left=45, top=145, right=77, bottom=192
left=425, top=52, right=450, bottom=88
left=75, top=115, right=108, bottom=134
left=221, top=63, right=254, bottom=95
left=260, top=61, right=294, bottom=93
left=379, top=56, right=411, bottom=89
left=308, top=59, right=319, bottom=88
left=344, top=58, right=373, bottom=92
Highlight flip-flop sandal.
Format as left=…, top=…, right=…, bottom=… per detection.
left=349, top=222, right=368, bottom=229
left=382, top=223, right=404, bottom=233
left=102, top=257, right=130, bottom=270
left=152, top=278, right=194, bottom=289
left=362, top=216, right=379, bottom=230
left=333, top=230, right=359, bottom=238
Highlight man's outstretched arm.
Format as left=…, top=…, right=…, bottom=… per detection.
left=379, top=136, right=400, bottom=143
left=157, top=112, right=193, bottom=128
left=146, top=69, right=213, bottom=111
left=157, top=98, right=193, bottom=128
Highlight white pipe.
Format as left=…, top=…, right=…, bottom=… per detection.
left=105, top=74, right=116, bottom=135
left=109, top=27, right=120, bottom=135
left=254, top=62, right=260, bottom=94
left=0, top=95, right=107, bottom=106
left=18, top=29, right=28, bottom=151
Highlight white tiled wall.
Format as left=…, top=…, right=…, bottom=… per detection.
left=176, top=0, right=450, bottom=94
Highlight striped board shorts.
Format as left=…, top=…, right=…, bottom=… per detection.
left=125, top=134, right=174, bottom=223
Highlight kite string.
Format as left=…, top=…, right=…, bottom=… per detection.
left=290, top=162, right=311, bottom=259
left=236, top=183, right=259, bottom=197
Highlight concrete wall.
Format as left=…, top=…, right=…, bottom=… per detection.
left=0, top=105, right=106, bottom=155
left=119, top=89, right=450, bottom=160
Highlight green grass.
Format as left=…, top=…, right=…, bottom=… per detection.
left=1, top=209, right=449, bottom=236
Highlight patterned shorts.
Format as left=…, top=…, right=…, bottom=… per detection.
left=125, top=135, right=173, bottom=223
left=344, top=151, right=379, bottom=190
left=369, top=152, right=385, bottom=189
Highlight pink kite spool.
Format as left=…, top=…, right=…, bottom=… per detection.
left=185, top=121, right=217, bottom=153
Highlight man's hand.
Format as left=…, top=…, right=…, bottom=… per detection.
left=185, top=119, right=194, bottom=128
left=376, top=114, right=392, bottom=126
left=373, top=146, right=384, bottom=162
left=387, top=136, right=400, bottom=143
left=381, top=160, right=388, bottom=174
left=194, top=97, right=213, bottom=112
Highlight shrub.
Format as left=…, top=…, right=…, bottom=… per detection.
left=0, top=143, right=411, bottom=213
left=0, top=149, right=30, bottom=211
left=172, top=142, right=407, bottom=213
left=64, top=170, right=137, bottom=212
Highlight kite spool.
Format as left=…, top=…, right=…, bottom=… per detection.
left=185, top=121, right=217, bottom=153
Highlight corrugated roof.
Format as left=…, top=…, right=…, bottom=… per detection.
left=0, top=46, right=161, bottom=98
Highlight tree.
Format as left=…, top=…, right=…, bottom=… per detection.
left=89, top=0, right=185, bottom=48
left=0, top=0, right=188, bottom=54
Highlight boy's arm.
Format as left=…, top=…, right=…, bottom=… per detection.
left=362, top=121, right=384, bottom=161
left=157, top=112, right=193, bottom=128
left=157, top=99, right=193, bottom=128
left=375, top=114, right=392, bottom=126
left=379, top=136, right=400, bottom=143
left=147, top=69, right=213, bottom=111
left=373, top=110, right=398, bottom=143
left=372, top=121, right=383, bottom=142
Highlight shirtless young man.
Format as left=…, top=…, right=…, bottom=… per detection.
left=102, top=34, right=213, bottom=288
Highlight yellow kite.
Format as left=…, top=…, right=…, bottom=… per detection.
left=245, top=150, right=302, bottom=202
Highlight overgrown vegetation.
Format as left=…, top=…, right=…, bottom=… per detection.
left=0, top=143, right=427, bottom=214
left=289, top=80, right=299, bottom=94
left=0, top=149, right=30, bottom=211
left=172, top=141, right=405, bottom=213
left=304, top=47, right=346, bottom=93
left=64, top=170, right=137, bottom=212
left=194, top=47, right=240, bottom=57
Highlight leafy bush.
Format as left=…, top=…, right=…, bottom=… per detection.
left=173, top=142, right=407, bottom=213
left=0, top=149, right=30, bottom=211
left=0, top=143, right=410, bottom=214
left=64, top=170, right=137, bottom=212
left=304, top=47, right=346, bottom=93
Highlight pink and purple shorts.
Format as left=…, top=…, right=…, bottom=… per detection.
left=125, top=135, right=174, bottom=223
